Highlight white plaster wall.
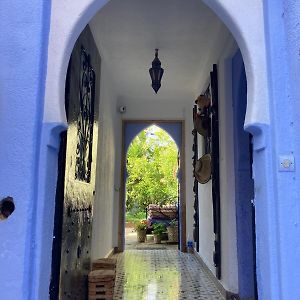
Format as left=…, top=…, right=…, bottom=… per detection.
left=115, top=21, right=232, bottom=245
left=44, top=0, right=269, bottom=272
left=184, top=102, right=197, bottom=244
left=119, top=97, right=195, bottom=243
left=115, top=30, right=240, bottom=294
left=198, top=179, right=215, bottom=267
left=45, top=0, right=269, bottom=130
left=184, top=25, right=233, bottom=250
left=91, top=57, right=120, bottom=259
left=119, top=97, right=187, bottom=121
left=196, top=37, right=239, bottom=293
left=202, top=0, right=269, bottom=127
left=217, top=40, right=239, bottom=292
left=43, top=0, right=273, bottom=297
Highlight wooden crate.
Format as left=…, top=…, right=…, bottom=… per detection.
left=91, top=258, right=117, bottom=271
left=88, top=269, right=116, bottom=300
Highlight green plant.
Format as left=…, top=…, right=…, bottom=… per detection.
left=126, top=126, right=179, bottom=211
left=126, top=211, right=146, bottom=223
left=168, top=219, right=178, bottom=227
left=134, top=219, right=148, bottom=231
left=152, top=223, right=166, bottom=235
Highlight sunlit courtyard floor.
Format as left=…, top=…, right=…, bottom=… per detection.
left=125, top=227, right=178, bottom=250
left=113, top=249, right=224, bottom=300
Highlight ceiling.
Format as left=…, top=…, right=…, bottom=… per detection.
left=89, top=0, right=232, bottom=103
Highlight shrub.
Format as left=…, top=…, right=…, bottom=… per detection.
left=134, top=219, right=148, bottom=231
left=152, top=223, right=166, bottom=235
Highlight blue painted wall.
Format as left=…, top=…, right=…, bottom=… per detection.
left=1, top=0, right=300, bottom=299
left=0, top=0, right=51, bottom=299
left=263, top=1, right=300, bottom=298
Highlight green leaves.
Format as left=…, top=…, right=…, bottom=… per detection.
left=126, top=126, right=178, bottom=211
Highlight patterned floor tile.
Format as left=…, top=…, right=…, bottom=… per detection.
left=113, top=250, right=225, bottom=300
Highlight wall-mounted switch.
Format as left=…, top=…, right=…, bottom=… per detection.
left=279, top=155, right=295, bottom=172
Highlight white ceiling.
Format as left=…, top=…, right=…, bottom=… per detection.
left=89, top=0, right=231, bottom=102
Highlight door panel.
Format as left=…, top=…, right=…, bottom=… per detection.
left=192, top=106, right=199, bottom=252
left=50, top=26, right=100, bottom=300
left=210, top=64, right=221, bottom=279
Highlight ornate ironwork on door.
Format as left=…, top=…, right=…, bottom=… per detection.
left=202, top=86, right=211, bottom=155
left=75, top=47, right=96, bottom=183
left=49, top=26, right=100, bottom=300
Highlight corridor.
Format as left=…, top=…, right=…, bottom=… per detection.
left=113, top=250, right=224, bottom=300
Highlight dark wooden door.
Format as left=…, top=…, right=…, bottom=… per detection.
left=49, top=131, right=67, bottom=299
left=49, top=26, right=100, bottom=300
left=210, top=64, right=221, bottom=279
left=192, top=106, right=199, bottom=252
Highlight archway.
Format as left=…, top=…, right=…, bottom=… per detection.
left=36, top=1, right=278, bottom=299
left=124, top=125, right=180, bottom=250
left=121, top=121, right=185, bottom=252
left=44, top=0, right=268, bottom=127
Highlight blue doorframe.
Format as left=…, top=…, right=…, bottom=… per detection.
left=232, top=50, right=257, bottom=299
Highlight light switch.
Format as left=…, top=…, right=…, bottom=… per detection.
left=279, top=155, right=295, bottom=172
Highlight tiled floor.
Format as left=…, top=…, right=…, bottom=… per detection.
left=113, top=250, right=224, bottom=300
left=125, top=227, right=178, bottom=250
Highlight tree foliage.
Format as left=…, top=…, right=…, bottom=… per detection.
left=126, top=126, right=179, bottom=212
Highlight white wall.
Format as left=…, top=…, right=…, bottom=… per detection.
left=88, top=20, right=234, bottom=257
left=89, top=16, right=240, bottom=294
left=91, top=56, right=121, bottom=259
left=184, top=102, right=197, bottom=244
left=218, top=40, right=239, bottom=292
left=119, top=96, right=195, bottom=243
left=45, top=0, right=269, bottom=129
left=44, top=0, right=269, bottom=270
left=119, top=97, right=188, bottom=121
left=196, top=37, right=239, bottom=293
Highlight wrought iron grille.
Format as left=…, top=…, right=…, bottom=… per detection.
left=75, top=46, right=95, bottom=183
left=202, top=85, right=211, bottom=154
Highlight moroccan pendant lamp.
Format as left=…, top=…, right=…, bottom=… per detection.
left=149, top=49, right=164, bottom=93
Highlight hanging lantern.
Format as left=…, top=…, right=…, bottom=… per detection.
left=149, top=49, right=164, bottom=93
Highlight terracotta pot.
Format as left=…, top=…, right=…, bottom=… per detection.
left=136, top=229, right=146, bottom=242
left=167, top=226, right=178, bottom=243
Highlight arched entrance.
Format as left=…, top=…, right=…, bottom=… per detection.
left=124, top=125, right=181, bottom=250
left=35, top=1, right=277, bottom=299
left=121, top=121, right=185, bottom=252
left=44, top=0, right=269, bottom=127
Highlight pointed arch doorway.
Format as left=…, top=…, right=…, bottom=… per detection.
left=119, top=120, right=186, bottom=252
left=37, top=1, right=280, bottom=299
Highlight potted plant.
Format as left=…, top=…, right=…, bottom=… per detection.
left=167, top=219, right=178, bottom=243
left=152, top=223, right=166, bottom=244
left=134, top=220, right=148, bottom=242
